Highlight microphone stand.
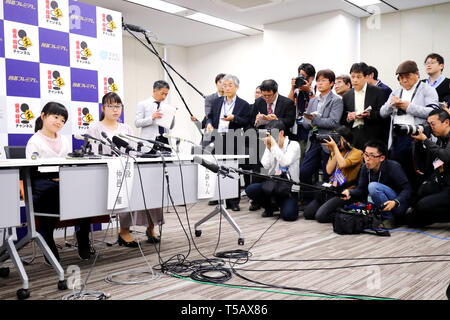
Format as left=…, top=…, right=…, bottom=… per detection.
left=123, top=23, right=204, bottom=138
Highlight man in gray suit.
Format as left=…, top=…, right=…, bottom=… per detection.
left=135, top=80, right=171, bottom=152
left=299, top=69, right=343, bottom=202
left=191, top=73, right=225, bottom=128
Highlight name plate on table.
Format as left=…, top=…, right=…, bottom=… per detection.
left=106, top=158, right=134, bottom=210
left=197, top=164, right=217, bottom=199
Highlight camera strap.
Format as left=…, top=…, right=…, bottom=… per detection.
left=399, top=81, right=420, bottom=102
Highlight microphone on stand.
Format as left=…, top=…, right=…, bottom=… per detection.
left=193, top=156, right=235, bottom=179
left=101, top=131, right=122, bottom=156
left=112, top=136, right=136, bottom=154
left=122, top=133, right=172, bottom=150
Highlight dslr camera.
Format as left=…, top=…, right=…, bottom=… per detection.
left=311, top=132, right=341, bottom=146
left=393, top=123, right=429, bottom=136
left=295, top=75, right=307, bottom=88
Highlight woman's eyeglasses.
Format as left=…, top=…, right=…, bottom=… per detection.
left=105, top=104, right=123, bottom=110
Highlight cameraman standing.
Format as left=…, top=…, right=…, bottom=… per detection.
left=380, top=60, right=439, bottom=189
left=408, top=109, right=450, bottom=227
left=299, top=69, right=343, bottom=204
left=288, top=63, right=316, bottom=161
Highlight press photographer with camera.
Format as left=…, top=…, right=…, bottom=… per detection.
left=407, top=109, right=450, bottom=227
left=380, top=60, right=439, bottom=189
left=288, top=63, right=316, bottom=159
left=303, top=126, right=363, bottom=223
left=341, top=140, right=413, bottom=229
left=245, top=120, right=300, bottom=221
left=299, top=69, right=343, bottom=204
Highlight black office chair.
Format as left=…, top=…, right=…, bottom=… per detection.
left=4, top=146, right=26, bottom=159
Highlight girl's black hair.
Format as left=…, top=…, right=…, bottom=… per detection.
left=35, top=102, right=68, bottom=132
left=100, top=92, right=123, bottom=121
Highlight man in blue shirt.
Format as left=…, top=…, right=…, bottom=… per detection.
left=422, top=53, right=450, bottom=104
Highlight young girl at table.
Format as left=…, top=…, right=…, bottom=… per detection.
left=87, top=92, right=162, bottom=247
left=26, top=102, right=92, bottom=262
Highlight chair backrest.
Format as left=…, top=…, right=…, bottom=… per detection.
left=4, top=146, right=26, bottom=159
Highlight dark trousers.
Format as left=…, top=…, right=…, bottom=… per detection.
left=299, top=142, right=330, bottom=202
left=407, top=182, right=450, bottom=227
left=33, top=179, right=91, bottom=260
left=303, top=192, right=348, bottom=223
left=245, top=183, right=298, bottom=221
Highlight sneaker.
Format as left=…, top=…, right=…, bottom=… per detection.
left=381, top=219, right=397, bottom=230
left=76, top=231, right=91, bottom=260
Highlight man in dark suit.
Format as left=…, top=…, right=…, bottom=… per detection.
left=341, top=62, right=389, bottom=150
left=252, top=79, right=296, bottom=131
left=206, top=74, right=251, bottom=211
left=367, top=65, right=392, bottom=103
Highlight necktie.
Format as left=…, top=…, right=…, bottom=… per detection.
left=267, top=103, right=273, bottom=115
left=156, top=101, right=165, bottom=135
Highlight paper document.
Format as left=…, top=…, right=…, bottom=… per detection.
left=356, top=106, right=372, bottom=116
left=154, top=104, right=177, bottom=129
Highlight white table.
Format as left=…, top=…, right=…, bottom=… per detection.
left=0, top=154, right=245, bottom=299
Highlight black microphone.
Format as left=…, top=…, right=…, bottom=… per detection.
left=193, top=156, right=234, bottom=179
left=101, top=131, right=121, bottom=156
left=112, top=135, right=135, bottom=154
left=74, top=133, right=107, bottom=145
left=123, top=23, right=150, bottom=33
left=123, top=133, right=172, bottom=150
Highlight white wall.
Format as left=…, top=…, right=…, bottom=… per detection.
left=122, top=35, right=165, bottom=135
left=361, top=2, right=450, bottom=90
left=263, top=11, right=360, bottom=95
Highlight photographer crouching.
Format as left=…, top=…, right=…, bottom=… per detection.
left=408, top=109, right=450, bottom=227
left=245, top=120, right=300, bottom=221
left=303, top=126, right=363, bottom=223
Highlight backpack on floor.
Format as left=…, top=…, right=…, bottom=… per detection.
left=333, top=202, right=390, bottom=237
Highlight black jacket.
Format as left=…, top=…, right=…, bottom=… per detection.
left=206, top=95, right=251, bottom=130
left=350, top=159, right=413, bottom=207
left=251, top=94, right=296, bottom=130
left=341, top=84, right=390, bottom=146
left=423, top=132, right=450, bottom=186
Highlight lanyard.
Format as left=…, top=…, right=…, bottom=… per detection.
left=222, top=98, right=236, bottom=117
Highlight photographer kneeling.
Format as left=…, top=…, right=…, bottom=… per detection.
left=341, top=140, right=413, bottom=229
left=303, top=126, right=363, bottom=223
left=245, top=120, right=300, bottom=221
left=408, top=109, right=450, bottom=227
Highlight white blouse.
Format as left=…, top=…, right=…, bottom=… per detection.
left=26, top=131, right=71, bottom=159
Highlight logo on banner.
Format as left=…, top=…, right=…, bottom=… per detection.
left=99, top=50, right=120, bottom=63
left=12, top=29, right=32, bottom=55
left=77, top=107, right=94, bottom=129
left=47, top=70, right=65, bottom=94
left=104, top=77, right=118, bottom=94
left=46, top=0, right=63, bottom=25
left=76, top=40, right=92, bottom=64
left=15, top=103, right=35, bottom=128
left=102, top=14, right=117, bottom=36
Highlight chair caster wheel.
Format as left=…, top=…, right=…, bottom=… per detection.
left=17, top=288, right=30, bottom=300
left=58, top=280, right=68, bottom=291
left=195, top=230, right=202, bottom=237
left=0, top=267, right=10, bottom=278
left=238, top=238, right=244, bottom=246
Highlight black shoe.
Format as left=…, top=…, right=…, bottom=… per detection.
left=208, top=200, right=219, bottom=206
left=230, top=204, right=240, bottom=211
left=117, top=234, right=139, bottom=248
left=145, top=230, right=161, bottom=244
left=261, top=210, right=274, bottom=218
left=249, top=202, right=261, bottom=211
left=76, top=231, right=91, bottom=260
